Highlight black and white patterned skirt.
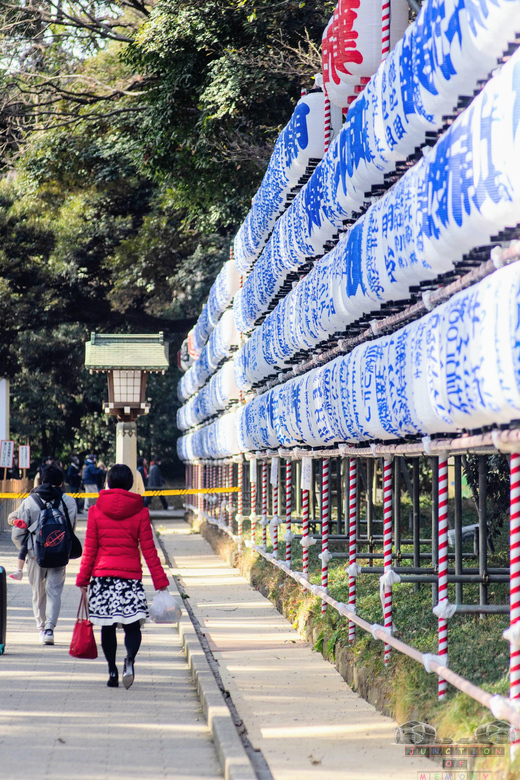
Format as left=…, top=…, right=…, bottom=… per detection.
left=88, top=576, right=149, bottom=626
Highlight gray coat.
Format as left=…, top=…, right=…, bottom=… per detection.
left=9, top=488, right=77, bottom=557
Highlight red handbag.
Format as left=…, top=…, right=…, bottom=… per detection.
left=69, top=592, right=98, bottom=659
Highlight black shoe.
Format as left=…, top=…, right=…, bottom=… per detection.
left=122, top=658, right=134, bottom=689
left=107, top=670, right=119, bottom=688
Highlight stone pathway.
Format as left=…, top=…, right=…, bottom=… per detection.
left=0, top=524, right=222, bottom=780
left=156, top=516, right=434, bottom=780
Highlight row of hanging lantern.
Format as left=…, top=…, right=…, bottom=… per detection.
left=232, top=0, right=520, bottom=337
left=178, top=258, right=520, bottom=457
left=233, top=48, right=520, bottom=389
left=177, top=0, right=520, bottom=726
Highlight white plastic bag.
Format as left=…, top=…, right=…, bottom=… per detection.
left=149, top=591, right=182, bottom=624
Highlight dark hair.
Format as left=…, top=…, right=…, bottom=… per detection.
left=107, top=464, right=133, bottom=491
left=137, top=456, right=144, bottom=468
left=41, top=464, right=64, bottom=486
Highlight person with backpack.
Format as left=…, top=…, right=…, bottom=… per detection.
left=76, top=464, right=169, bottom=689
left=9, top=464, right=78, bottom=645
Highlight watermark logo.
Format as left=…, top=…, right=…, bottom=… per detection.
left=395, top=719, right=518, bottom=749
left=416, top=773, right=493, bottom=779
left=395, top=719, right=517, bottom=779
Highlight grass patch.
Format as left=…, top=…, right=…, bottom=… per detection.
left=200, top=514, right=520, bottom=779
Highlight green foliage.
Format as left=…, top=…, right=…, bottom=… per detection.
left=124, top=0, right=333, bottom=222
left=463, top=454, right=511, bottom=539
left=0, top=0, right=334, bottom=468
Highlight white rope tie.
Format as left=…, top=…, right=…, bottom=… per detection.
left=371, top=623, right=389, bottom=641
left=379, top=569, right=401, bottom=608
left=503, top=624, right=520, bottom=648
left=270, top=514, right=280, bottom=528
left=318, top=549, right=333, bottom=565
left=433, top=598, right=457, bottom=620
left=300, top=535, right=317, bottom=549
left=422, top=653, right=445, bottom=673
left=347, top=562, right=362, bottom=578
left=421, top=290, right=436, bottom=311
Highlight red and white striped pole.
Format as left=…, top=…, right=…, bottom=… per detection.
left=302, top=483, right=310, bottom=577
left=381, top=0, right=390, bottom=59
left=438, top=456, right=449, bottom=700
left=510, top=453, right=520, bottom=704
left=285, top=459, right=293, bottom=567
left=203, top=463, right=207, bottom=517
left=228, top=463, right=234, bottom=532
left=198, top=462, right=202, bottom=519
left=324, top=87, right=332, bottom=154
left=219, top=464, right=225, bottom=528
left=237, top=459, right=243, bottom=552
left=262, top=461, right=268, bottom=550
left=214, top=463, right=218, bottom=521
left=321, top=458, right=330, bottom=615
left=383, top=457, right=393, bottom=666
left=348, top=458, right=358, bottom=643
left=207, top=463, right=211, bottom=517
left=250, top=459, right=257, bottom=545
left=272, top=460, right=279, bottom=559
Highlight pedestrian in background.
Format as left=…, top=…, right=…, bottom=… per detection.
left=96, top=460, right=107, bottom=491
left=76, top=464, right=169, bottom=688
left=33, top=456, right=54, bottom=488
left=137, top=457, right=148, bottom=489
left=66, top=455, right=84, bottom=514
left=144, top=457, right=168, bottom=511
left=83, top=454, right=103, bottom=510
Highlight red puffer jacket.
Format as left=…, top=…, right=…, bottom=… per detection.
left=76, top=489, right=169, bottom=590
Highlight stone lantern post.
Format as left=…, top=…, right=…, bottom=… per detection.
left=84, top=333, right=169, bottom=489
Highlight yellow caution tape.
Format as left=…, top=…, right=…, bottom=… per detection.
left=0, top=487, right=239, bottom=500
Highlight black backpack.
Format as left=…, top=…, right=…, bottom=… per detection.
left=32, top=495, right=72, bottom=569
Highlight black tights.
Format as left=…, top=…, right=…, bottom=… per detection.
left=101, top=622, right=142, bottom=673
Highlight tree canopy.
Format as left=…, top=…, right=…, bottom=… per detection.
left=0, top=0, right=330, bottom=471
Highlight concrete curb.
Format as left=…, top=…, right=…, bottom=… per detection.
left=152, top=526, right=257, bottom=780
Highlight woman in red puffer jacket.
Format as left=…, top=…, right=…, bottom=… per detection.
left=76, top=463, right=169, bottom=689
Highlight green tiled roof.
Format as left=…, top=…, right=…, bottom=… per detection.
left=84, top=333, right=169, bottom=371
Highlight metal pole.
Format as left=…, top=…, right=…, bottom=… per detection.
left=479, top=455, right=488, bottom=609
left=394, top=457, right=401, bottom=563
left=366, top=458, right=374, bottom=566
left=454, top=455, right=463, bottom=603
left=413, top=458, right=421, bottom=592
left=337, top=457, right=343, bottom=536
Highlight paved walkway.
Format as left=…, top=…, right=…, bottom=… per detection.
left=0, top=523, right=222, bottom=780
left=157, top=516, right=434, bottom=780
